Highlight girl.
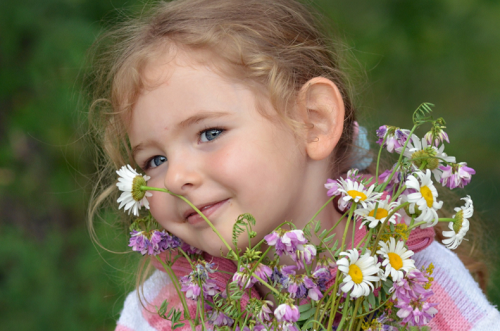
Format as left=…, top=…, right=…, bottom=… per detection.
left=87, top=0, right=500, bottom=330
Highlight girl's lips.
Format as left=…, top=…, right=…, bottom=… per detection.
left=186, top=199, right=229, bottom=225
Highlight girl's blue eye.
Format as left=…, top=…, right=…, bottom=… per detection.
left=200, top=128, right=224, bottom=142
left=147, top=155, right=167, bottom=169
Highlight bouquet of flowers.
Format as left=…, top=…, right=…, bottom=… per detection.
left=115, top=103, right=475, bottom=330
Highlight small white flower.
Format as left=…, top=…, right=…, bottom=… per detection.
left=338, top=249, right=380, bottom=298
left=442, top=195, right=473, bottom=249
left=355, top=196, right=400, bottom=229
left=405, top=170, right=442, bottom=227
left=337, top=178, right=382, bottom=209
left=116, top=165, right=153, bottom=216
left=377, top=237, right=415, bottom=282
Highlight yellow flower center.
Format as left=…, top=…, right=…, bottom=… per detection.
left=388, top=252, right=403, bottom=270
left=132, top=176, right=147, bottom=201
left=420, top=185, right=434, bottom=208
left=347, top=190, right=367, bottom=201
left=453, top=210, right=464, bottom=233
left=368, top=208, right=389, bottom=220
left=411, top=149, right=439, bottom=170
left=348, top=264, right=363, bottom=284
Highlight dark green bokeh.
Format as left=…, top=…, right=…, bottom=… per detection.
left=0, top=0, right=498, bottom=329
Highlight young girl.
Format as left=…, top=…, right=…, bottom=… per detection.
left=87, top=0, right=500, bottom=330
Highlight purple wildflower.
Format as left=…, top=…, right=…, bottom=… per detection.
left=325, top=178, right=340, bottom=197
left=264, top=230, right=308, bottom=256
left=233, top=263, right=272, bottom=289
left=278, top=323, right=299, bottom=331
left=270, top=265, right=296, bottom=285
left=395, top=293, right=438, bottom=326
left=379, top=166, right=406, bottom=193
left=274, top=303, right=300, bottom=323
left=129, top=230, right=179, bottom=256
left=438, top=162, right=475, bottom=189
left=391, top=268, right=437, bottom=326
left=376, top=125, right=410, bottom=153
left=304, top=276, right=323, bottom=301
left=180, top=276, right=201, bottom=300
left=181, top=242, right=202, bottom=255
left=180, top=262, right=219, bottom=300
left=203, top=279, right=219, bottom=298
left=128, top=230, right=148, bottom=254
left=256, top=300, right=274, bottom=322
left=287, top=276, right=308, bottom=299
left=207, top=310, right=234, bottom=327
left=292, top=244, right=317, bottom=269
left=391, top=269, right=429, bottom=300
left=312, top=266, right=332, bottom=291
left=424, top=124, right=450, bottom=147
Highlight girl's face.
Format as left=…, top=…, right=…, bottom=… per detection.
left=128, top=51, right=335, bottom=255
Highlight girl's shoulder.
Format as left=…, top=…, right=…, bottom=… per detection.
left=115, top=270, right=197, bottom=331
left=414, top=242, right=500, bottom=331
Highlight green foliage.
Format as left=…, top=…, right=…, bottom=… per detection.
left=412, top=102, right=435, bottom=126
left=232, top=213, right=256, bottom=252
left=157, top=300, right=185, bottom=330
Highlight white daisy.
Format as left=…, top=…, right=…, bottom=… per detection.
left=338, top=249, right=380, bottom=298
left=400, top=135, right=456, bottom=181
left=355, top=195, right=400, bottom=229
left=377, top=237, right=415, bottom=282
left=405, top=170, right=443, bottom=227
left=116, top=165, right=153, bottom=216
left=337, top=178, right=382, bottom=209
left=442, top=195, right=473, bottom=249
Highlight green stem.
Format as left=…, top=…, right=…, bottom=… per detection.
left=341, top=204, right=356, bottom=252
left=356, top=229, right=372, bottom=250
left=336, top=293, right=351, bottom=331
left=375, top=135, right=388, bottom=181
left=155, top=256, right=194, bottom=327
left=322, top=208, right=350, bottom=239
left=378, top=125, right=417, bottom=193
left=349, top=298, right=362, bottom=331
left=390, top=184, right=407, bottom=203
left=409, top=218, right=453, bottom=230
left=251, top=273, right=281, bottom=296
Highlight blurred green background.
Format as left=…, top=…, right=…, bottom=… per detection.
left=0, top=0, right=499, bottom=329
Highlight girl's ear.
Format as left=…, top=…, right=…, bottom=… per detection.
left=297, top=77, right=345, bottom=161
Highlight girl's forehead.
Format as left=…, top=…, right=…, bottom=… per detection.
left=141, top=47, right=234, bottom=89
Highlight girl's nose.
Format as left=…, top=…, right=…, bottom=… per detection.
left=163, top=156, right=202, bottom=195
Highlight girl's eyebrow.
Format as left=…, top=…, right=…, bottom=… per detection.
left=132, top=111, right=231, bottom=159
left=178, top=111, right=231, bottom=128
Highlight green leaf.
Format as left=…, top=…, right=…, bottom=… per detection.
left=382, top=279, right=393, bottom=293
left=298, top=305, right=316, bottom=321
left=368, top=292, right=376, bottom=308
left=314, top=221, right=321, bottom=233
left=298, top=303, right=312, bottom=312
left=172, top=323, right=185, bottom=330
left=324, top=233, right=336, bottom=243
left=232, top=213, right=256, bottom=249
left=157, top=300, right=168, bottom=317
left=412, top=102, right=435, bottom=125
left=363, top=299, right=369, bottom=312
